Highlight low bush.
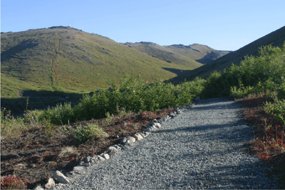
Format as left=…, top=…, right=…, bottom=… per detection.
left=40, top=103, right=74, bottom=125
left=203, top=44, right=285, bottom=98
left=72, top=124, right=109, bottom=143
left=39, top=78, right=205, bottom=124
left=264, top=99, right=285, bottom=125
left=230, top=86, right=254, bottom=99
left=1, top=109, right=28, bottom=138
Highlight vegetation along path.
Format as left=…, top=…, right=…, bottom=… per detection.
left=57, top=99, right=277, bottom=189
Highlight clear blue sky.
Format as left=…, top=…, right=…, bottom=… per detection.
left=1, top=0, right=285, bottom=50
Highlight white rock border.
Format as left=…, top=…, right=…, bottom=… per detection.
left=36, top=108, right=183, bottom=190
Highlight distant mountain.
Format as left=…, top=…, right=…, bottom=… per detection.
left=124, top=42, right=201, bottom=67
left=166, top=43, right=230, bottom=64
left=125, top=42, right=229, bottom=65
left=1, top=26, right=200, bottom=97
left=170, top=26, right=285, bottom=82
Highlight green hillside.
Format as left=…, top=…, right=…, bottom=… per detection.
left=125, top=42, right=229, bottom=66
left=124, top=42, right=202, bottom=67
left=185, top=26, right=285, bottom=79
left=1, top=26, right=200, bottom=97
left=166, top=43, right=229, bottom=64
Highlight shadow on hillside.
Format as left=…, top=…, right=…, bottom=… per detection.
left=1, top=90, right=84, bottom=116
left=1, top=39, right=39, bottom=62
left=163, top=67, right=195, bottom=84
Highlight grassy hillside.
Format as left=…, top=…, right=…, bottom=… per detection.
left=124, top=42, right=202, bottom=67
left=186, top=26, right=285, bottom=79
left=166, top=43, right=229, bottom=64
left=125, top=42, right=229, bottom=66
left=1, top=26, right=199, bottom=97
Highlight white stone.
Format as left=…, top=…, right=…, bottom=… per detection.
left=73, top=166, right=86, bottom=174
left=103, top=153, right=110, bottom=160
left=107, top=146, right=120, bottom=156
left=134, top=133, right=144, bottom=141
left=113, top=144, right=122, bottom=150
left=44, top=178, right=55, bottom=189
left=52, top=170, right=70, bottom=184
left=98, top=155, right=105, bottom=161
left=154, top=122, right=162, bottom=128
left=91, top=156, right=99, bottom=163
left=126, top=136, right=136, bottom=144
left=34, top=185, right=45, bottom=190
left=122, top=137, right=128, bottom=144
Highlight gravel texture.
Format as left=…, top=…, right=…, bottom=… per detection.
left=56, top=99, right=277, bottom=189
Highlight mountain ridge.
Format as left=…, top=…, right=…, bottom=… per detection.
left=124, top=42, right=230, bottom=65
left=169, top=26, right=285, bottom=82
left=1, top=26, right=201, bottom=97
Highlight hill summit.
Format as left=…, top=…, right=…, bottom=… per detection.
left=1, top=26, right=202, bottom=97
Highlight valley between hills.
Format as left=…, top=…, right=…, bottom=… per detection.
left=1, top=26, right=285, bottom=189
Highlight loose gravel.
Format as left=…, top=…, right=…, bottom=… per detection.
left=56, top=99, right=277, bottom=189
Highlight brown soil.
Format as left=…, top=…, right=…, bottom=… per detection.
left=1, top=109, right=173, bottom=189
left=238, top=97, right=285, bottom=188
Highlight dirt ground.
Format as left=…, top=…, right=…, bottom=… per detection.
left=2, top=97, right=284, bottom=189
left=1, top=109, right=173, bottom=189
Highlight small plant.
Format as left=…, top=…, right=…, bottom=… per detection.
left=230, top=86, right=254, bottom=99
left=105, top=112, right=114, bottom=126
left=40, top=103, right=74, bottom=125
left=1, top=109, right=28, bottom=138
left=72, top=124, right=109, bottom=143
left=0, top=175, right=27, bottom=190
left=264, top=99, right=285, bottom=125
left=23, top=110, right=43, bottom=126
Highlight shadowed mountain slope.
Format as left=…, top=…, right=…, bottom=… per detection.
left=169, top=26, right=285, bottom=82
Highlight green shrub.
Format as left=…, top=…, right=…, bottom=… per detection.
left=23, top=110, right=43, bottom=124
left=72, top=124, right=109, bottom=143
left=1, top=117, right=26, bottom=138
left=230, top=85, right=254, bottom=99
left=264, top=99, right=285, bottom=125
left=40, top=103, right=74, bottom=125
left=39, top=76, right=205, bottom=124
left=1, top=109, right=28, bottom=138
left=203, top=44, right=285, bottom=98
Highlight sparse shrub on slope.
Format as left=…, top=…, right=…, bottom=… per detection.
left=1, top=109, right=28, bottom=138
left=29, top=44, right=285, bottom=125
left=72, top=124, right=109, bottom=143
left=38, top=77, right=205, bottom=125
left=203, top=44, right=285, bottom=98
left=40, top=103, right=74, bottom=125
left=230, top=86, right=255, bottom=99
left=264, top=99, right=285, bottom=125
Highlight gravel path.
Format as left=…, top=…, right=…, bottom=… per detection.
left=58, top=99, right=277, bottom=189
